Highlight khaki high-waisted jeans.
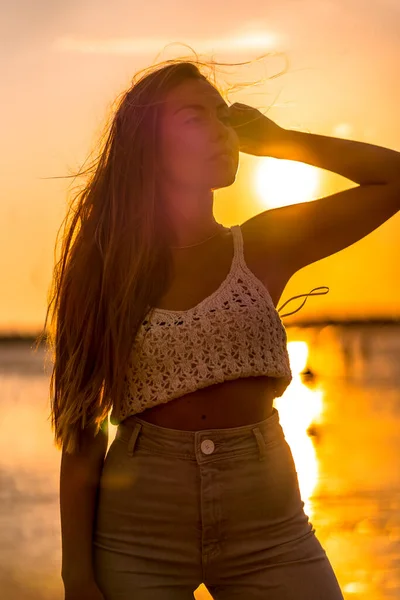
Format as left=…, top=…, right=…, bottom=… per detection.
left=93, top=407, right=344, bottom=599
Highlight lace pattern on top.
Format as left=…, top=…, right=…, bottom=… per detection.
left=110, top=225, right=330, bottom=425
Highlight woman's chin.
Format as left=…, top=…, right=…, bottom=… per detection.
left=208, top=167, right=238, bottom=188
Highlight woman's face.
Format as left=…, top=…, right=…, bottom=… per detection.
left=159, top=78, right=240, bottom=191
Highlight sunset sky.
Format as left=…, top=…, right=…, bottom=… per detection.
left=1, top=0, right=399, bottom=334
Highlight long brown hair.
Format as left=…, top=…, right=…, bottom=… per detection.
left=35, top=51, right=288, bottom=454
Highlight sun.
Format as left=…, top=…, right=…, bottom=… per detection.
left=255, top=157, right=320, bottom=208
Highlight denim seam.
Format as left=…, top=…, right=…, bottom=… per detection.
left=126, top=447, right=197, bottom=461
left=119, top=439, right=282, bottom=459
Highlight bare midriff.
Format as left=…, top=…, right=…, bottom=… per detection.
left=124, top=376, right=278, bottom=430
left=122, top=225, right=289, bottom=432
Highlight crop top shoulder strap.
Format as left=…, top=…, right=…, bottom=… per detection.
left=232, top=224, right=330, bottom=320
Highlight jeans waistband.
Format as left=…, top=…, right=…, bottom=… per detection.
left=114, top=407, right=285, bottom=462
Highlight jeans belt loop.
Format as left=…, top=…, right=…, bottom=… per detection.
left=127, top=422, right=142, bottom=457
left=252, top=427, right=267, bottom=461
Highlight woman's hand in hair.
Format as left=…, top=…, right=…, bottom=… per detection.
left=228, top=102, right=286, bottom=157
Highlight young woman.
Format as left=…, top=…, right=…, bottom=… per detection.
left=41, top=59, right=400, bottom=599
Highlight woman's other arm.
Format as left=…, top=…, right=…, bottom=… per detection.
left=60, top=418, right=108, bottom=590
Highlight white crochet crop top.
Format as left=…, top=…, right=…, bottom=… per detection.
left=110, top=225, right=329, bottom=425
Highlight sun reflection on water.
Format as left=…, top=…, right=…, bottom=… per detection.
left=274, top=341, right=324, bottom=518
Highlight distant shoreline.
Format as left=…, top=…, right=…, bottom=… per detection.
left=1, top=318, right=399, bottom=344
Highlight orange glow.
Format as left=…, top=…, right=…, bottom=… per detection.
left=274, top=341, right=324, bottom=516
left=255, top=157, right=320, bottom=208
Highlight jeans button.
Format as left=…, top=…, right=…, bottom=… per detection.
left=201, top=439, right=215, bottom=455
